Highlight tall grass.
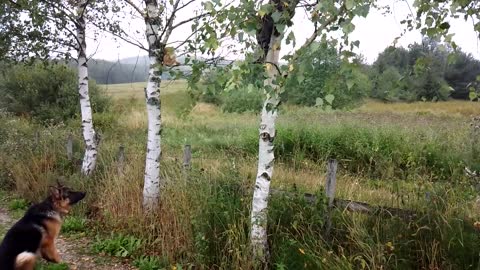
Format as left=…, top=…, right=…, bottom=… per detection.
left=1, top=85, right=480, bottom=269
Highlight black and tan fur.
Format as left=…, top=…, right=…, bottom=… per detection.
left=0, top=183, right=86, bottom=270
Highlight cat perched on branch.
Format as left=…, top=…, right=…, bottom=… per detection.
left=255, top=0, right=299, bottom=63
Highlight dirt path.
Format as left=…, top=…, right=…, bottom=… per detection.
left=0, top=207, right=135, bottom=270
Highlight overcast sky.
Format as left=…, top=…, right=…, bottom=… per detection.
left=87, top=0, right=479, bottom=64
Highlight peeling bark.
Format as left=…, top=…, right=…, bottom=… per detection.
left=77, top=0, right=98, bottom=176
left=250, top=33, right=282, bottom=264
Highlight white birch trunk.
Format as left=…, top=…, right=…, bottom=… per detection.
left=77, top=0, right=98, bottom=176
left=142, top=0, right=163, bottom=210
left=250, top=34, right=282, bottom=264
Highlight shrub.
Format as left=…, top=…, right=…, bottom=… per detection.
left=269, top=189, right=329, bottom=269
left=323, top=65, right=371, bottom=109
left=61, top=216, right=87, bottom=234
left=133, top=255, right=168, bottom=270
left=92, top=234, right=143, bottom=258
left=8, top=198, right=29, bottom=211
left=221, top=86, right=263, bottom=113
left=0, top=63, right=110, bottom=124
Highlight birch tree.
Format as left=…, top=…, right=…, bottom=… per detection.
left=0, top=0, right=110, bottom=176
left=190, top=0, right=374, bottom=265
left=191, top=0, right=480, bottom=265
left=76, top=0, right=98, bottom=175
left=104, top=0, right=223, bottom=210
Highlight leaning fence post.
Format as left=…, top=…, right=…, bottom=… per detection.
left=325, top=159, right=338, bottom=237
left=33, top=131, right=40, bottom=151
left=66, top=134, right=73, bottom=161
left=183, top=144, right=192, bottom=172
left=117, top=145, right=125, bottom=175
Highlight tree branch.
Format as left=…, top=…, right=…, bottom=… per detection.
left=170, top=12, right=210, bottom=31
left=176, top=0, right=196, bottom=13
left=160, top=0, right=182, bottom=43
left=291, top=4, right=346, bottom=62
left=79, top=0, right=94, bottom=21
left=90, top=20, right=148, bottom=51
left=124, top=0, right=145, bottom=17
left=6, top=0, right=21, bottom=8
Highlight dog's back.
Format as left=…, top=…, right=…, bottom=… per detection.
left=0, top=211, right=44, bottom=269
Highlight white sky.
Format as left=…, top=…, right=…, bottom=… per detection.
left=87, top=0, right=480, bottom=64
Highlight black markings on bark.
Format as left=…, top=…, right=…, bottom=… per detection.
left=260, top=132, right=270, bottom=141
left=260, top=132, right=275, bottom=143
left=260, top=172, right=271, bottom=181
left=147, top=97, right=160, bottom=106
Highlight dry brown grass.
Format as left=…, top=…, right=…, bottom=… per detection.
left=101, top=80, right=188, bottom=99
left=95, top=155, right=194, bottom=261
left=358, top=99, right=480, bottom=117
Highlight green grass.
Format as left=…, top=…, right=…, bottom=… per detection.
left=133, top=255, right=169, bottom=270
left=92, top=234, right=143, bottom=258
left=8, top=198, right=29, bottom=211
left=1, top=81, right=480, bottom=269
left=61, top=216, right=87, bottom=235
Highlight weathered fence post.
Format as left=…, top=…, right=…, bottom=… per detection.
left=117, top=145, right=125, bottom=175
left=66, top=134, right=73, bottom=161
left=325, top=159, right=338, bottom=237
left=33, top=131, right=40, bottom=151
left=183, top=144, right=192, bottom=172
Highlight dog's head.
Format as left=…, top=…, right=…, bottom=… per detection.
left=49, top=182, right=86, bottom=214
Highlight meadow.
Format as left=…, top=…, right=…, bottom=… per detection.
left=1, top=80, right=480, bottom=269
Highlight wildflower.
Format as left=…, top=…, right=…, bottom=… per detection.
left=385, top=241, right=395, bottom=253
left=474, top=221, right=480, bottom=231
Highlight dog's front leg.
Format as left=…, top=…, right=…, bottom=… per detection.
left=40, top=236, right=61, bottom=263
left=40, top=220, right=62, bottom=263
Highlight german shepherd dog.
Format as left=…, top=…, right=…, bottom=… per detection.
left=0, top=182, right=86, bottom=270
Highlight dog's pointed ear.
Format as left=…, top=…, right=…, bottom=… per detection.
left=49, top=186, right=61, bottom=199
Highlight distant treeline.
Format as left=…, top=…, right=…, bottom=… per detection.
left=88, top=58, right=149, bottom=84
left=82, top=56, right=192, bottom=84
left=370, top=38, right=480, bottom=101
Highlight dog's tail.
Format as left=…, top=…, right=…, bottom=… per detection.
left=15, top=251, right=36, bottom=269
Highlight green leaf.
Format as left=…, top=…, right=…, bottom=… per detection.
left=315, top=97, right=324, bottom=107
left=439, top=22, right=450, bottom=30
left=345, top=0, right=355, bottom=10
left=276, top=24, right=286, bottom=33
left=325, top=94, right=335, bottom=104
left=297, top=74, right=305, bottom=83
left=346, top=80, right=355, bottom=90
left=203, top=1, right=214, bottom=12
left=238, top=32, right=244, bottom=42
left=476, top=75, right=480, bottom=81
left=447, top=54, right=457, bottom=65
left=271, top=11, right=282, bottom=23
left=469, top=91, right=477, bottom=101
left=310, top=42, right=320, bottom=52
left=342, top=22, right=355, bottom=34
left=425, top=17, right=434, bottom=27
left=286, top=31, right=296, bottom=46
left=258, top=4, right=273, bottom=17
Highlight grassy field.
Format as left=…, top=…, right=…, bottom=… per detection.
left=1, top=81, right=480, bottom=269
left=101, top=80, right=188, bottom=99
